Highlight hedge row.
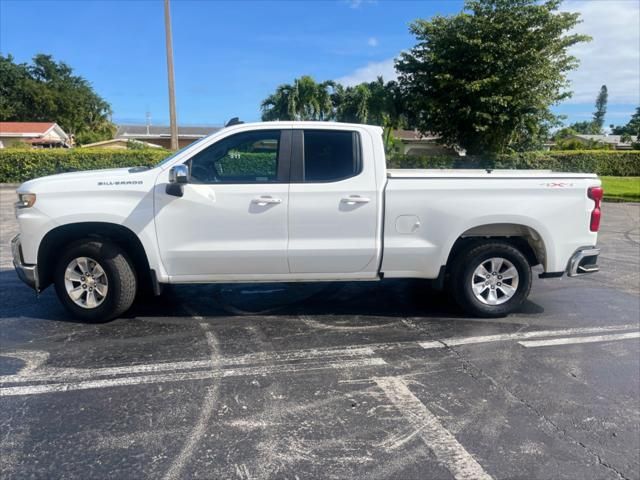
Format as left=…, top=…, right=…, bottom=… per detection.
left=0, top=149, right=171, bottom=183
left=387, top=150, right=640, bottom=177
left=1, top=148, right=639, bottom=183
left=216, top=152, right=276, bottom=176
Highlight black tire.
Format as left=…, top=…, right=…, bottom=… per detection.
left=53, top=239, right=137, bottom=322
left=450, top=241, right=532, bottom=318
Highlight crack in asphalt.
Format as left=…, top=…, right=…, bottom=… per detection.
left=439, top=341, right=632, bottom=480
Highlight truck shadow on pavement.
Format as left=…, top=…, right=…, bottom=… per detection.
left=0, top=269, right=545, bottom=324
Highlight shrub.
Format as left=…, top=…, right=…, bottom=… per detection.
left=0, top=148, right=170, bottom=183
left=217, top=152, right=276, bottom=176
left=387, top=150, right=640, bottom=176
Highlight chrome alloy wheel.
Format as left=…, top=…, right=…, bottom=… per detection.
left=471, top=257, right=519, bottom=306
left=64, top=257, right=109, bottom=309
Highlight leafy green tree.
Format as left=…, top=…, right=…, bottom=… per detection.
left=610, top=107, right=640, bottom=136
left=396, top=0, right=590, bottom=155
left=553, top=127, right=579, bottom=140
left=592, top=85, right=608, bottom=133
left=568, top=120, right=598, bottom=134
left=0, top=54, right=115, bottom=145
left=552, top=137, right=611, bottom=150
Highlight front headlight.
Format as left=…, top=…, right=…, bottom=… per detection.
left=15, top=193, right=37, bottom=209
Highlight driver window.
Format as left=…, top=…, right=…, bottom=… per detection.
left=189, top=130, right=281, bottom=184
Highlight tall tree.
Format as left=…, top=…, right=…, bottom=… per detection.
left=396, top=0, right=590, bottom=155
left=0, top=54, right=115, bottom=144
left=592, top=85, right=608, bottom=133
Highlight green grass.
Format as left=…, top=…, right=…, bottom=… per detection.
left=601, top=176, right=640, bottom=202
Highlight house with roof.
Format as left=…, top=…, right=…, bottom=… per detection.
left=115, top=124, right=222, bottom=149
left=570, top=134, right=638, bottom=150
left=0, top=122, right=71, bottom=148
left=80, top=138, right=164, bottom=150
left=392, top=129, right=463, bottom=156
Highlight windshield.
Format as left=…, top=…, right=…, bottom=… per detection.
left=155, top=136, right=210, bottom=168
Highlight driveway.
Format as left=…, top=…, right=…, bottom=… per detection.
left=1, top=185, right=639, bottom=480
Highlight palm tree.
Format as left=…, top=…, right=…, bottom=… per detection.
left=335, top=83, right=371, bottom=123
left=316, top=80, right=336, bottom=120
left=291, top=76, right=319, bottom=120
left=260, top=75, right=408, bottom=145
left=261, top=76, right=336, bottom=121
left=260, top=84, right=294, bottom=121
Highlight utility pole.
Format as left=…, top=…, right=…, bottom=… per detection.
left=145, top=111, right=151, bottom=135
left=164, top=0, right=179, bottom=150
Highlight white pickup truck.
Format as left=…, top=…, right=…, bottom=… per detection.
left=12, top=121, right=603, bottom=321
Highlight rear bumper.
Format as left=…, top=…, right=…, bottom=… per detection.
left=567, top=247, right=600, bottom=277
left=11, top=234, right=39, bottom=291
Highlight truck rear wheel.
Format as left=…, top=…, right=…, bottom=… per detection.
left=53, top=239, right=137, bottom=322
left=450, top=241, right=532, bottom=318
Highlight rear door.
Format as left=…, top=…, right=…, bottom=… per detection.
left=287, top=128, right=380, bottom=276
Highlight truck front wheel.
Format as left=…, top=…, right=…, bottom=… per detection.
left=450, top=241, right=532, bottom=318
left=53, top=239, right=137, bottom=322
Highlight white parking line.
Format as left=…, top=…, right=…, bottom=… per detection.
left=375, top=377, right=492, bottom=480
left=0, top=358, right=387, bottom=397
left=0, top=369, right=219, bottom=397
left=0, top=346, right=377, bottom=385
left=418, top=324, right=639, bottom=349
left=518, top=331, right=640, bottom=348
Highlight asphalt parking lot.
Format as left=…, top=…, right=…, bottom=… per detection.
left=1, top=185, right=639, bottom=480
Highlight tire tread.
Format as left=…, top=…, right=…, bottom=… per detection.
left=450, top=240, right=532, bottom=318
left=53, top=239, right=137, bottom=322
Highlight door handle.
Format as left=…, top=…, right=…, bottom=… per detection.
left=341, top=195, right=370, bottom=205
left=252, top=196, right=282, bottom=206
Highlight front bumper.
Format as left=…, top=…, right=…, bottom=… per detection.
left=567, top=247, right=600, bottom=277
left=11, top=235, right=39, bottom=291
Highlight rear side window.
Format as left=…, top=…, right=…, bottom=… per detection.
left=303, top=130, right=360, bottom=182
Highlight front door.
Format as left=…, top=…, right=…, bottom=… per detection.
left=154, top=129, right=291, bottom=279
left=287, top=129, right=381, bottom=276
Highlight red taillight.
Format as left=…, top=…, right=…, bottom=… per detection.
left=588, top=186, right=603, bottom=232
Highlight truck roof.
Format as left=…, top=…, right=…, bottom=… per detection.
left=233, top=121, right=383, bottom=133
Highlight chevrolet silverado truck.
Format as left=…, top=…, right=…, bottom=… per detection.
left=12, top=121, right=603, bottom=321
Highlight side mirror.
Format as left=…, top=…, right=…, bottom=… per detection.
left=169, top=164, right=189, bottom=184
left=166, top=164, right=189, bottom=197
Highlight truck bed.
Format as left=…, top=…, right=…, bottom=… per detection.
left=387, top=169, right=598, bottom=179
left=381, top=170, right=601, bottom=279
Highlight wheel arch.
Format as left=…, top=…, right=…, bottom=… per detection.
left=444, top=222, right=548, bottom=273
left=38, top=222, right=153, bottom=291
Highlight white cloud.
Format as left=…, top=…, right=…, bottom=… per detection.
left=345, top=0, right=377, bottom=9
left=367, top=37, right=379, bottom=47
left=336, top=57, right=397, bottom=86
left=561, top=0, right=640, bottom=104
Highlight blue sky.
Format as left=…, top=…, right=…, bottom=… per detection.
left=1, top=0, right=638, bottom=129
